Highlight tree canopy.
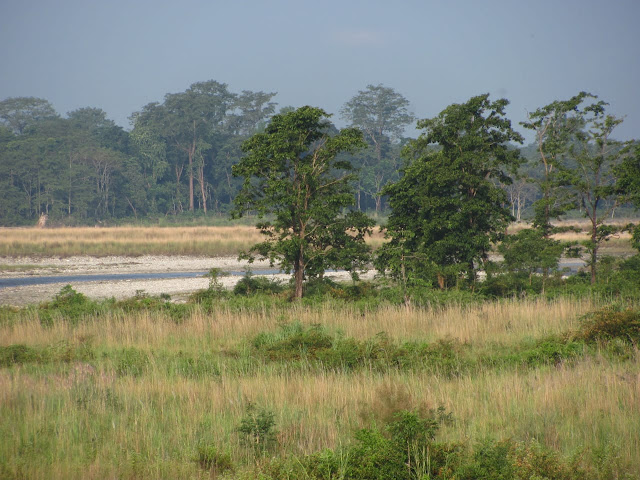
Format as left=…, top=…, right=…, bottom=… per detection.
left=377, top=94, right=523, bottom=290
left=232, top=106, right=374, bottom=299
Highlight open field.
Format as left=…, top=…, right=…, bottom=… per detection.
left=1, top=297, right=639, bottom=478
left=0, top=223, right=638, bottom=478
left=0, top=221, right=635, bottom=258
left=0, top=226, right=389, bottom=258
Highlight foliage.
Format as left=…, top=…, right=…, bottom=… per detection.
left=341, top=84, right=415, bottom=213
left=563, top=106, right=634, bottom=284
left=378, top=94, right=523, bottom=290
left=0, top=344, right=42, bottom=367
left=38, top=285, right=101, bottom=326
left=232, top=106, right=374, bottom=298
left=574, top=307, right=640, bottom=344
left=520, top=92, right=594, bottom=237
left=499, top=228, right=565, bottom=279
left=0, top=341, right=95, bottom=367
left=233, top=270, right=285, bottom=296
left=237, top=403, right=278, bottom=454
left=115, top=347, right=150, bottom=377
left=194, top=443, right=234, bottom=474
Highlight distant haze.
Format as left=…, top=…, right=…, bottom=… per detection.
left=1, top=0, right=639, bottom=141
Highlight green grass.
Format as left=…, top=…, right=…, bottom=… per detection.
left=0, top=286, right=639, bottom=479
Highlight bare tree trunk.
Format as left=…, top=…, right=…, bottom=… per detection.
left=197, top=154, right=207, bottom=214
left=188, top=145, right=195, bottom=211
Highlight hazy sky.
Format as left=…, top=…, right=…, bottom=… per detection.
left=1, top=0, right=639, bottom=142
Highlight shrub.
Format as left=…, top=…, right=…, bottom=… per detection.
left=522, top=339, right=584, bottom=366
left=233, top=271, right=284, bottom=296
left=165, top=351, right=220, bottom=379
left=575, top=307, right=640, bottom=344
left=195, top=443, right=234, bottom=474
left=0, top=344, right=41, bottom=367
left=252, top=322, right=333, bottom=361
left=115, top=347, right=149, bottom=377
left=39, top=285, right=100, bottom=326
left=237, top=403, right=278, bottom=454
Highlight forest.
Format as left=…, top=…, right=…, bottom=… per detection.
left=2, top=81, right=636, bottom=227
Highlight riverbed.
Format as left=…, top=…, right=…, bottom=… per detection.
left=0, top=255, right=298, bottom=306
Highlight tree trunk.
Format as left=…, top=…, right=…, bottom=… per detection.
left=293, top=228, right=305, bottom=299
left=294, top=257, right=304, bottom=299
left=188, top=146, right=195, bottom=211
left=590, top=220, right=597, bottom=285
left=197, top=162, right=207, bottom=214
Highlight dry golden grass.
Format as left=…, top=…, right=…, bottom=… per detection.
left=1, top=296, right=639, bottom=478
left=0, top=225, right=388, bottom=257
left=1, top=218, right=635, bottom=258
left=1, top=297, right=597, bottom=349
left=0, top=225, right=264, bottom=257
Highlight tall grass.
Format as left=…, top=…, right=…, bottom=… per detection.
left=1, top=297, right=638, bottom=478
left=1, top=221, right=634, bottom=259
left=0, top=226, right=264, bottom=257
left=0, top=226, right=388, bottom=257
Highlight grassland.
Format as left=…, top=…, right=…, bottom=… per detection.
left=0, top=221, right=633, bottom=258
left=0, top=226, right=389, bottom=257
left=0, top=223, right=638, bottom=478
left=1, top=294, right=639, bottom=479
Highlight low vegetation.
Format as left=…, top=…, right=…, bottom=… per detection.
left=1, top=275, right=639, bottom=478
left=0, top=225, right=388, bottom=257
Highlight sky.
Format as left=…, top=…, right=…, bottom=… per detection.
left=1, top=0, right=639, bottom=143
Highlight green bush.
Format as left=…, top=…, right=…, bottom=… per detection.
left=237, top=403, right=278, bottom=454
left=522, top=339, right=585, bottom=366
left=0, top=344, right=41, bottom=367
left=164, top=351, right=220, bottom=379
left=39, top=285, right=101, bottom=326
left=575, top=307, right=640, bottom=344
left=233, top=271, right=285, bottom=296
left=115, top=347, right=149, bottom=377
left=252, top=322, right=333, bottom=361
left=194, top=443, right=234, bottom=474
left=0, top=341, right=94, bottom=367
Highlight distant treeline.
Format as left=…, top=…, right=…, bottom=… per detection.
left=0, top=82, right=635, bottom=226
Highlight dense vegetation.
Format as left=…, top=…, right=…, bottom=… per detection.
left=1, top=82, right=639, bottom=477
left=2, top=83, right=637, bottom=228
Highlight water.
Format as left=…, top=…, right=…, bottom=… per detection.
left=0, top=261, right=586, bottom=289
left=0, top=269, right=282, bottom=289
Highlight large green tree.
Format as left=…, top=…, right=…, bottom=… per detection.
left=377, top=94, right=523, bottom=291
left=0, top=97, right=58, bottom=134
left=131, top=82, right=276, bottom=215
left=617, top=144, right=640, bottom=251
left=564, top=107, right=634, bottom=284
left=520, top=92, right=594, bottom=238
left=341, top=85, right=414, bottom=212
left=232, top=106, right=374, bottom=299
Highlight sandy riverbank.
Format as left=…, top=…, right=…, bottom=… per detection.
left=0, top=255, right=371, bottom=307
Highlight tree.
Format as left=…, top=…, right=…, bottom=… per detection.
left=341, top=85, right=414, bottom=212
left=498, top=228, right=564, bottom=287
left=520, top=92, right=594, bottom=238
left=163, top=81, right=236, bottom=212
left=232, top=106, right=374, bottom=299
left=377, top=94, right=523, bottom=290
left=0, top=97, right=58, bottom=135
left=617, top=144, right=640, bottom=252
left=564, top=107, right=634, bottom=284
left=130, top=81, right=276, bottom=215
